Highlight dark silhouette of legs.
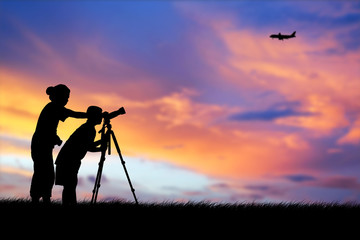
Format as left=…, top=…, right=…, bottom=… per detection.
left=30, top=148, right=54, bottom=203
left=42, top=196, right=51, bottom=204
left=62, top=184, right=77, bottom=205
left=61, top=170, right=78, bottom=205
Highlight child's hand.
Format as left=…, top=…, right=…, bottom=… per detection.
left=56, top=139, right=63, bottom=146
left=55, top=135, right=63, bottom=146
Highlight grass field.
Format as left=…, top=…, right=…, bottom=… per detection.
left=1, top=198, right=359, bottom=236
left=2, top=197, right=359, bottom=212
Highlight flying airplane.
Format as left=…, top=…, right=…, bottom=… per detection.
left=270, top=31, right=296, bottom=40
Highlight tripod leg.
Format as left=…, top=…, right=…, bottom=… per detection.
left=91, top=156, right=105, bottom=204
left=91, top=121, right=111, bottom=204
left=110, top=131, right=139, bottom=204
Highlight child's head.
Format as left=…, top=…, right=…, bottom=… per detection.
left=46, top=84, right=70, bottom=106
left=87, top=106, right=103, bottom=125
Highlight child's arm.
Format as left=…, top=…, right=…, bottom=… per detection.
left=88, top=140, right=103, bottom=152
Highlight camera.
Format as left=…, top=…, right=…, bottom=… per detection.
left=102, top=107, right=126, bottom=122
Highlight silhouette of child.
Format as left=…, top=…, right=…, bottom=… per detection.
left=30, top=84, right=87, bottom=204
left=55, top=106, right=103, bottom=205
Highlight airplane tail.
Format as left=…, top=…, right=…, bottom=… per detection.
left=291, top=31, right=296, bottom=37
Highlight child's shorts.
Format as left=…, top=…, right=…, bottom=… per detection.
left=55, top=163, right=80, bottom=186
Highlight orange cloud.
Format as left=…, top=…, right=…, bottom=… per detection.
left=275, top=94, right=349, bottom=134
left=338, top=117, right=360, bottom=145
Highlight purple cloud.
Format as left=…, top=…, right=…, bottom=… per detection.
left=284, top=174, right=316, bottom=182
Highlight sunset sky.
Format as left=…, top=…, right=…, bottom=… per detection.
left=1, top=1, right=359, bottom=204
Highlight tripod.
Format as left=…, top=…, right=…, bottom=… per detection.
left=91, top=117, right=138, bottom=204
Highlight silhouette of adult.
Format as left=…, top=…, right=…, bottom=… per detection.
left=55, top=106, right=103, bottom=205
left=30, top=84, right=87, bottom=204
